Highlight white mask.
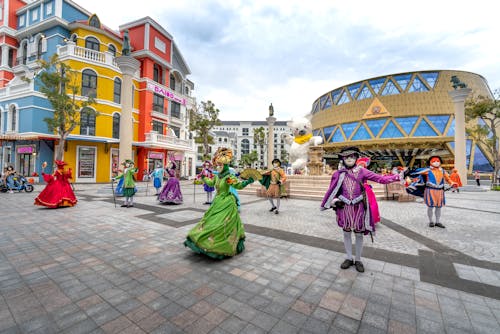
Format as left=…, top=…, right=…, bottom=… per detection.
left=343, top=157, right=356, bottom=167
left=273, top=163, right=279, bottom=168
left=431, top=161, right=440, bottom=168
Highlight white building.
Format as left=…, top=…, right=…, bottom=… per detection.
left=212, top=120, right=291, bottom=168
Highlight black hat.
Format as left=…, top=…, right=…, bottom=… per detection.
left=338, top=146, right=360, bottom=157
left=272, top=158, right=281, bottom=166
left=428, top=155, right=442, bottom=165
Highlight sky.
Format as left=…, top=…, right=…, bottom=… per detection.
left=82, top=0, right=500, bottom=122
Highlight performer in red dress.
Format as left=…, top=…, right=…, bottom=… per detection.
left=34, top=160, right=77, bottom=208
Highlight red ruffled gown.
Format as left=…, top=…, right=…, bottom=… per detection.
left=34, top=169, right=77, bottom=208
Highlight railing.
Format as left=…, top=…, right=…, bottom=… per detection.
left=145, top=132, right=192, bottom=149
left=0, top=81, right=32, bottom=97
left=57, top=44, right=117, bottom=68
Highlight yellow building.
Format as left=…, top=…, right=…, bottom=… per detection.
left=310, top=70, right=495, bottom=173
left=58, top=15, right=140, bottom=182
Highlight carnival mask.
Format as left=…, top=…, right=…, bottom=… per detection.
left=343, top=155, right=357, bottom=168
left=430, top=157, right=441, bottom=168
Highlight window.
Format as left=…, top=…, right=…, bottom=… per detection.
left=153, top=93, right=164, bottom=113
left=113, top=78, right=121, bottom=104
left=36, top=37, right=43, bottom=59
left=32, top=8, right=38, bottom=21
left=154, top=64, right=161, bottom=83
left=82, top=69, right=97, bottom=97
left=77, top=146, right=96, bottom=180
left=241, top=139, right=250, bottom=155
left=171, top=101, right=181, bottom=118
left=85, top=37, right=100, bottom=51
left=108, top=44, right=116, bottom=57
left=112, top=114, right=120, bottom=139
left=22, top=42, right=27, bottom=65
left=242, top=128, right=249, bottom=136
left=9, top=105, right=17, bottom=132
left=80, top=108, right=96, bottom=136
left=19, top=15, right=25, bottom=26
left=170, top=126, right=180, bottom=137
left=45, top=2, right=53, bottom=15
left=152, top=120, right=163, bottom=134
left=89, top=15, right=101, bottom=28
left=8, top=49, right=14, bottom=67
left=169, top=74, right=175, bottom=90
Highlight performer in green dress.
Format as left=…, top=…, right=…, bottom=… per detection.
left=184, top=147, right=255, bottom=259
left=113, top=159, right=138, bottom=208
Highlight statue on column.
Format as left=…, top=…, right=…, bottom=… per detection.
left=269, top=103, right=274, bottom=117
left=122, top=29, right=131, bottom=56
left=450, top=76, right=467, bottom=89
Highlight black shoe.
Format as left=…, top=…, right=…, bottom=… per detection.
left=127, top=204, right=134, bottom=208
left=354, top=261, right=365, bottom=273
left=435, top=222, right=445, bottom=228
left=275, top=210, right=279, bottom=214
left=203, top=201, right=210, bottom=205
left=121, top=204, right=127, bottom=207
left=269, top=207, right=277, bottom=212
left=340, top=259, right=354, bottom=269
left=429, top=222, right=435, bottom=227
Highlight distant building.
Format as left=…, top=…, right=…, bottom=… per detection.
left=210, top=120, right=291, bottom=168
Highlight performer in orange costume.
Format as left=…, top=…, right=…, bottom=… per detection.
left=449, top=168, right=463, bottom=193
left=35, top=160, right=77, bottom=208
left=410, top=156, right=456, bottom=228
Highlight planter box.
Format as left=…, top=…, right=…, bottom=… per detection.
left=27, top=177, right=39, bottom=184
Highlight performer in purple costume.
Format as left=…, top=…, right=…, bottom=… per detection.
left=158, top=161, right=183, bottom=204
left=320, top=146, right=404, bottom=273
left=197, top=160, right=215, bottom=204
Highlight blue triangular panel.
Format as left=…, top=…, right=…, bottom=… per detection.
left=380, top=121, right=404, bottom=138
left=472, top=144, right=493, bottom=172
left=330, top=129, right=345, bottom=143
left=369, top=77, right=385, bottom=94
left=365, top=119, right=387, bottom=137
left=337, top=90, right=350, bottom=105
left=413, top=119, right=437, bottom=136
left=421, top=72, right=439, bottom=88
left=408, top=76, right=429, bottom=92
left=357, top=85, right=373, bottom=101
left=395, top=117, right=419, bottom=135
left=427, top=115, right=450, bottom=134
left=394, top=74, right=412, bottom=91
left=322, top=126, right=336, bottom=141
left=446, top=118, right=455, bottom=136
left=341, top=122, right=358, bottom=139
left=351, top=124, right=371, bottom=141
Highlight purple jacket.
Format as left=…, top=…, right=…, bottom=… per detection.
left=321, top=167, right=400, bottom=210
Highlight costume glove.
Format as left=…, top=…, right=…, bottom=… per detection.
left=242, top=177, right=254, bottom=187
left=334, top=200, right=345, bottom=209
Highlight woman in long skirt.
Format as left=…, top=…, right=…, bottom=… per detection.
left=158, top=161, right=183, bottom=204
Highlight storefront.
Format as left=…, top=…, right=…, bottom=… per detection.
left=16, top=145, right=37, bottom=177
left=76, top=145, right=97, bottom=183
left=148, top=151, right=164, bottom=173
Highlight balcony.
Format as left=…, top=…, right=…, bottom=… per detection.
left=57, top=43, right=118, bottom=69
left=143, top=132, right=193, bottom=151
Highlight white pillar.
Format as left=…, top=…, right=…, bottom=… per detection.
left=448, top=88, right=472, bottom=185
left=1, top=45, right=9, bottom=67
left=116, top=56, right=140, bottom=163
left=266, top=116, right=276, bottom=167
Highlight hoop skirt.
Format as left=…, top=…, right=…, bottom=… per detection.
left=158, top=177, right=183, bottom=204
left=184, top=173, right=247, bottom=259
left=34, top=171, right=77, bottom=208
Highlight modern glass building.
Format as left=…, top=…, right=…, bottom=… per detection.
left=310, top=70, right=495, bottom=173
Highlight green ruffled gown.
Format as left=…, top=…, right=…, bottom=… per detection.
left=184, top=167, right=252, bottom=259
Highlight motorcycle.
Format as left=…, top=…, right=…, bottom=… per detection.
left=1, top=174, right=34, bottom=193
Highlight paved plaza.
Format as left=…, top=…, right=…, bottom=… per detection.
left=1, top=181, right=500, bottom=333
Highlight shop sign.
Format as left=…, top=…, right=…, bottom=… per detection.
left=17, top=146, right=34, bottom=154
left=147, top=82, right=186, bottom=105
left=149, top=152, right=164, bottom=159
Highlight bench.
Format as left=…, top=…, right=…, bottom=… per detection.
left=385, top=183, right=415, bottom=202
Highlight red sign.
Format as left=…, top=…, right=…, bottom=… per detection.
left=17, top=146, right=34, bottom=154
left=149, top=152, right=164, bottom=159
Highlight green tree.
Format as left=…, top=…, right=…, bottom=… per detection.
left=34, top=54, right=96, bottom=160
left=465, top=89, right=500, bottom=187
left=240, top=150, right=258, bottom=168
left=253, top=126, right=266, bottom=147
left=280, top=149, right=289, bottom=165
left=189, top=100, right=221, bottom=160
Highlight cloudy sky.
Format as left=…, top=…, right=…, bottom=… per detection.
left=83, top=0, right=500, bottom=122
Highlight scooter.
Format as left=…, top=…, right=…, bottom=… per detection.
left=1, top=174, right=34, bottom=193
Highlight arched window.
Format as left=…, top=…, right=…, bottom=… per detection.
left=108, top=44, right=116, bottom=57
left=71, top=34, right=77, bottom=43
left=22, top=42, right=28, bottom=65
left=85, top=37, right=100, bottom=51
left=82, top=69, right=97, bottom=97
left=241, top=139, right=250, bottom=155
left=9, top=105, right=17, bottom=132
left=169, top=73, right=175, bottom=90
left=153, top=64, right=161, bottom=83
left=89, top=15, right=101, bottom=28
left=80, top=108, right=96, bottom=136
left=112, top=113, right=120, bottom=139
left=113, top=78, right=121, bottom=104
left=37, top=37, right=43, bottom=59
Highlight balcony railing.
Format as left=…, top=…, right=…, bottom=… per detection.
left=145, top=132, right=192, bottom=149
left=57, top=43, right=117, bottom=68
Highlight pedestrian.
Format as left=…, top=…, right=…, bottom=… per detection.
left=4, top=166, right=17, bottom=193
left=321, top=146, right=405, bottom=273
left=474, top=171, right=481, bottom=186
left=450, top=168, right=462, bottom=193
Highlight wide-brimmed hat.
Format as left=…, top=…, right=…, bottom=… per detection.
left=55, top=160, right=67, bottom=167
left=272, top=158, right=281, bottom=166
left=338, top=146, right=360, bottom=157
left=428, top=155, right=442, bottom=165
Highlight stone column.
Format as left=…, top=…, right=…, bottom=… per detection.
left=116, top=56, right=140, bottom=163
left=266, top=116, right=276, bottom=167
left=448, top=88, right=472, bottom=185
left=1, top=45, right=9, bottom=67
